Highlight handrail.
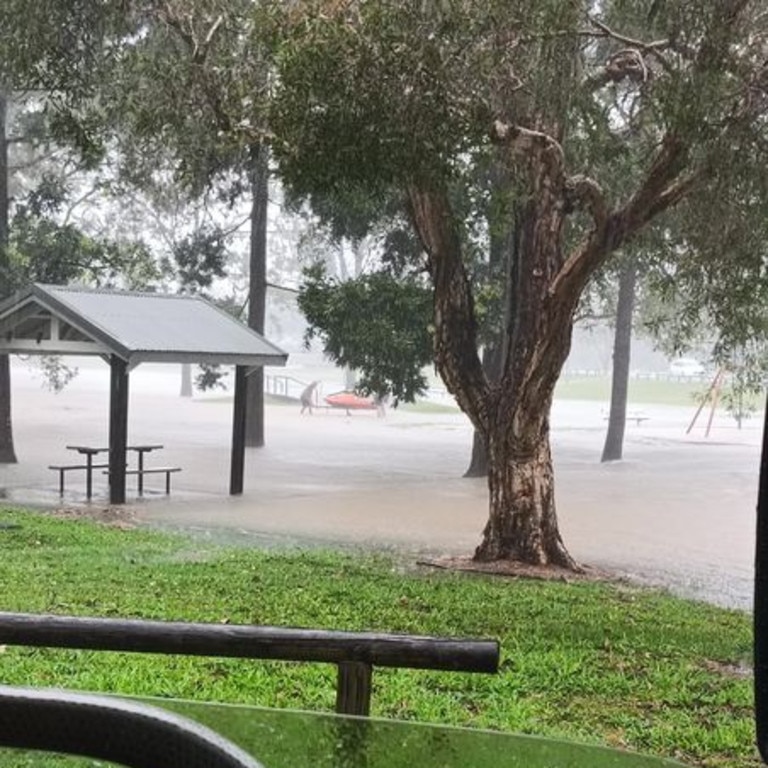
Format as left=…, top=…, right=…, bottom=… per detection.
left=0, top=612, right=499, bottom=716
left=0, top=685, right=263, bottom=768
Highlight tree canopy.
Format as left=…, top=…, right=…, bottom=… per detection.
left=270, top=0, right=768, bottom=566
left=299, top=263, right=433, bottom=402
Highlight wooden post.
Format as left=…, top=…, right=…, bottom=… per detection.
left=705, top=370, right=724, bottom=438
left=109, top=356, right=129, bottom=505
left=230, top=365, right=247, bottom=495
left=755, top=389, right=768, bottom=762
left=686, top=369, right=723, bottom=436
left=336, top=661, right=372, bottom=716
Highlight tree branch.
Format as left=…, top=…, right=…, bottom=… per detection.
left=564, top=174, right=608, bottom=228
left=550, top=1, right=750, bottom=310
left=643, top=171, right=701, bottom=222
left=551, top=143, right=701, bottom=308
left=585, top=48, right=654, bottom=90
left=62, top=183, right=108, bottom=225
left=586, top=16, right=669, bottom=53
left=201, top=15, right=224, bottom=60
left=490, top=121, right=565, bottom=169
left=406, top=183, right=489, bottom=432
left=549, top=132, right=686, bottom=304
left=153, top=5, right=234, bottom=135
left=614, top=134, right=687, bottom=230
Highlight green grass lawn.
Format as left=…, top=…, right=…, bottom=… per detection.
left=0, top=509, right=756, bottom=767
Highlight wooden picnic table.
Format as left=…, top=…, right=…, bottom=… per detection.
left=64, top=444, right=164, bottom=498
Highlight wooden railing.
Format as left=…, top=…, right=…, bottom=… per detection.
left=264, top=375, right=314, bottom=401
left=0, top=612, right=499, bottom=717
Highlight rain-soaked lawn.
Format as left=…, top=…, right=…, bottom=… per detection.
left=0, top=508, right=756, bottom=767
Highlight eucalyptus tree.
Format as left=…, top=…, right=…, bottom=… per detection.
left=271, top=1, right=768, bottom=568
left=599, top=260, right=638, bottom=462
left=0, top=0, right=277, bottom=446
left=0, top=91, right=112, bottom=462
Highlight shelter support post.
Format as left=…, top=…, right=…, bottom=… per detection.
left=755, top=389, right=768, bottom=761
left=230, top=365, right=248, bottom=495
left=109, top=355, right=129, bottom=505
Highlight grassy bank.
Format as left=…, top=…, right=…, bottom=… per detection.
left=0, top=509, right=756, bottom=767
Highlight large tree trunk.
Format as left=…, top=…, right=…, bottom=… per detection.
left=245, top=145, right=268, bottom=447
left=464, top=430, right=488, bottom=478
left=463, top=171, right=512, bottom=479
left=475, top=424, right=574, bottom=566
left=408, top=137, right=579, bottom=569
left=463, top=343, right=500, bottom=477
left=472, top=142, right=578, bottom=568
left=601, top=262, right=637, bottom=462
left=0, top=93, right=17, bottom=463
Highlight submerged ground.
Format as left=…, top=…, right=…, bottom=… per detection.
left=1, top=357, right=759, bottom=609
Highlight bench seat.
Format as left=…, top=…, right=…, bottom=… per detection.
left=49, top=464, right=110, bottom=496
left=103, top=467, right=181, bottom=495
left=602, top=414, right=649, bottom=425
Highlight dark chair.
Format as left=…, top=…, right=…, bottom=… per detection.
left=0, top=685, right=264, bottom=768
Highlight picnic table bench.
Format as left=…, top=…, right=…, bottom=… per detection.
left=48, top=461, right=111, bottom=498
left=49, top=444, right=179, bottom=499
left=103, top=466, right=181, bottom=495
left=602, top=411, right=650, bottom=426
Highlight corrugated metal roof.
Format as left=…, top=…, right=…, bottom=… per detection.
left=0, top=284, right=288, bottom=367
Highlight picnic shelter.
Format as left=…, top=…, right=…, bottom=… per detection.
left=0, top=283, right=288, bottom=503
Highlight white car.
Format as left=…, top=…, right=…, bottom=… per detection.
left=669, top=358, right=705, bottom=377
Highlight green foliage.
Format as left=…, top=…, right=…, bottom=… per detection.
left=719, top=347, right=768, bottom=428
left=163, top=225, right=228, bottom=293
left=0, top=0, right=278, bottom=194
left=299, top=264, right=433, bottom=402
left=271, top=1, right=584, bottom=195
left=7, top=181, right=158, bottom=290
left=271, top=0, right=768, bottom=345
left=34, top=356, right=79, bottom=394
left=195, top=363, right=229, bottom=392
left=0, top=509, right=756, bottom=767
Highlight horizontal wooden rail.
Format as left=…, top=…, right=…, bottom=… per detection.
left=0, top=612, right=499, bottom=716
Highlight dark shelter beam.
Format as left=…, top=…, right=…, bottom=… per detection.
left=109, top=355, right=129, bottom=505
left=755, top=389, right=768, bottom=761
left=230, top=365, right=248, bottom=495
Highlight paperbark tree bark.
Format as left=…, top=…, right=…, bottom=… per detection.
left=463, top=343, right=498, bottom=478
left=408, top=137, right=580, bottom=568
left=478, top=422, right=572, bottom=565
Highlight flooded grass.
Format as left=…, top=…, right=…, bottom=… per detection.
left=556, top=376, right=763, bottom=410
left=0, top=508, right=757, bottom=767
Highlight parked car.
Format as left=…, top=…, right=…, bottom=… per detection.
left=669, top=358, right=706, bottom=377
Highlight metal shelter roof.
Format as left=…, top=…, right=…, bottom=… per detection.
left=0, top=284, right=288, bottom=368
